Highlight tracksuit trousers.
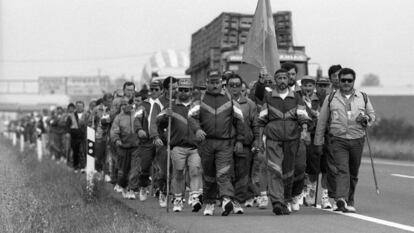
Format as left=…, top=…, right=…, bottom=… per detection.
left=116, top=147, right=138, bottom=189
left=199, top=139, right=235, bottom=204
left=265, top=138, right=299, bottom=206
left=233, top=146, right=256, bottom=203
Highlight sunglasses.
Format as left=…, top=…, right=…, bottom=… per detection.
left=264, top=80, right=273, bottom=85
left=178, top=88, right=191, bottom=93
left=340, top=79, right=354, bottom=83
left=150, top=88, right=160, bottom=92
left=228, top=82, right=242, bottom=88
left=317, top=84, right=330, bottom=87
left=199, top=87, right=206, bottom=91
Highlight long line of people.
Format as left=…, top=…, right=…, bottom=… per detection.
left=7, top=63, right=375, bottom=217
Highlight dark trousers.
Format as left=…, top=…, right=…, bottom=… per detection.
left=116, top=147, right=137, bottom=189
left=233, top=146, right=255, bottom=203
left=329, top=136, right=364, bottom=206
left=292, top=140, right=306, bottom=197
left=94, top=138, right=107, bottom=172
left=129, top=143, right=156, bottom=192
left=199, top=139, right=235, bottom=204
left=154, top=145, right=168, bottom=194
left=70, top=129, right=84, bottom=169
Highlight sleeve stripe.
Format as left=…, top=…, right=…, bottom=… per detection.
left=188, top=105, right=200, bottom=117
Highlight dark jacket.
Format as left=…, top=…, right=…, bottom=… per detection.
left=237, top=96, right=259, bottom=146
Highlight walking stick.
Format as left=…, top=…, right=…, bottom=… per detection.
left=166, top=76, right=173, bottom=212
left=313, top=173, right=319, bottom=207
left=365, top=128, right=380, bottom=195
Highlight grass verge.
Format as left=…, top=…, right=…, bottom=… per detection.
left=0, top=137, right=175, bottom=233
left=363, top=139, right=414, bottom=161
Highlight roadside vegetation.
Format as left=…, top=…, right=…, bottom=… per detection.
left=364, top=117, right=414, bottom=161
left=0, top=137, right=175, bottom=233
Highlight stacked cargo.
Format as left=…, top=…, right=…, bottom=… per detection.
left=187, top=11, right=298, bottom=86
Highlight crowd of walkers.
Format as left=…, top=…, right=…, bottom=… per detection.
left=6, top=63, right=375, bottom=216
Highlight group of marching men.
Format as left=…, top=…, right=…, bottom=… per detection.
left=7, top=62, right=376, bottom=217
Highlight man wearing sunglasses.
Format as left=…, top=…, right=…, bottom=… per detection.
left=156, top=79, right=203, bottom=213
left=314, top=68, right=375, bottom=213
left=188, top=70, right=245, bottom=216
left=226, top=73, right=260, bottom=214
left=257, top=68, right=311, bottom=215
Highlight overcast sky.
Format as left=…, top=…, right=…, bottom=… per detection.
left=1, top=0, right=413, bottom=86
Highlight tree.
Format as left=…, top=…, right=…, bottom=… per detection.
left=361, top=73, right=381, bottom=87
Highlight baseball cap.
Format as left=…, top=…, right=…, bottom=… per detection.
left=178, top=79, right=193, bottom=88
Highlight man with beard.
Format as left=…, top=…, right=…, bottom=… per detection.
left=282, top=63, right=301, bottom=92
left=188, top=70, right=245, bottom=216
left=328, top=65, right=342, bottom=92
left=226, top=73, right=259, bottom=214
left=149, top=77, right=179, bottom=208
left=156, top=79, right=203, bottom=213
left=257, top=68, right=310, bottom=215
left=314, top=68, right=375, bottom=213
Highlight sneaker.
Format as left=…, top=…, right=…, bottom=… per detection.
left=245, top=197, right=255, bottom=208
left=114, top=184, right=123, bottom=193
left=104, top=174, right=111, bottom=183
left=273, top=202, right=290, bottom=215
left=127, top=190, right=136, bottom=200
left=291, top=195, right=301, bottom=211
left=80, top=168, right=86, bottom=173
left=233, top=200, right=244, bottom=214
left=344, top=205, right=356, bottom=213
left=298, top=191, right=304, bottom=206
left=258, top=195, right=269, bottom=209
left=221, top=197, right=233, bottom=216
left=286, top=202, right=292, bottom=213
left=122, top=189, right=129, bottom=199
left=191, top=194, right=202, bottom=212
left=74, top=169, right=79, bottom=174
left=173, top=198, right=184, bottom=212
left=305, top=183, right=316, bottom=206
left=139, top=187, right=149, bottom=201
left=51, top=155, right=56, bottom=160
left=203, top=204, right=215, bottom=216
left=159, top=193, right=167, bottom=208
left=321, top=189, right=332, bottom=209
left=335, top=198, right=347, bottom=212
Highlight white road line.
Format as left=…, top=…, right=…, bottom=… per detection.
left=318, top=206, right=414, bottom=232
left=361, top=158, right=414, bottom=167
left=391, top=173, right=414, bottom=179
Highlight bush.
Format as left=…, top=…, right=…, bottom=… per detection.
left=369, top=117, right=414, bottom=141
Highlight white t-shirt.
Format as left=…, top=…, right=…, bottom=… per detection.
left=279, top=90, right=289, bottom=100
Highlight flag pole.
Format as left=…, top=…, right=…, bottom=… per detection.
left=166, top=76, right=173, bottom=212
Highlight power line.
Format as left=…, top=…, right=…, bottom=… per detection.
left=0, top=52, right=155, bottom=63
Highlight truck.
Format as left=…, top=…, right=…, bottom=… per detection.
left=186, top=11, right=310, bottom=87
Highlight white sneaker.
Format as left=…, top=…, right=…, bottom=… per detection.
left=203, top=204, right=215, bottom=216
left=104, top=174, right=111, bottom=183
left=291, top=195, right=301, bottom=211
left=287, top=202, right=292, bottom=213
left=127, top=190, right=136, bottom=200
left=233, top=201, right=244, bottom=214
left=345, top=205, right=356, bottom=213
left=114, top=184, right=123, bottom=193
left=51, top=155, right=56, bottom=160
left=258, top=195, right=269, bottom=209
left=173, top=198, right=184, bottom=212
left=159, top=193, right=167, bottom=208
left=298, top=191, right=304, bottom=206
left=305, top=183, right=316, bottom=206
left=139, top=187, right=149, bottom=201
left=222, top=197, right=233, bottom=216
left=122, top=189, right=129, bottom=199
left=244, top=197, right=255, bottom=207
left=321, top=189, right=332, bottom=209
left=190, top=194, right=202, bottom=212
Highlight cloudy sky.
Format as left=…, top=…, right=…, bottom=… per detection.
left=1, top=0, right=413, bottom=86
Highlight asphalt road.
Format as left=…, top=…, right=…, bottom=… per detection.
left=110, top=158, right=414, bottom=233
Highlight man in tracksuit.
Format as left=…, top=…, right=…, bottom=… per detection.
left=226, top=73, right=259, bottom=214
left=110, top=97, right=139, bottom=200
left=149, top=77, right=178, bottom=208
left=156, top=79, right=203, bottom=213
left=188, top=71, right=245, bottom=216
left=257, top=68, right=310, bottom=215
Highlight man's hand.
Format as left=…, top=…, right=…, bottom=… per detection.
left=115, top=140, right=122, bottom=147
left=195, top=129, right=206, bottom=141
left=301, top=130, right=311, bottom=146
left=356, top=113, right=370, bottom=128
left=138, top=129, right=147, bottom=138
left=234, top=141, right=243, bottom=153
left=315, top=145, right=323, bottom=156
left=153, top=137, right=164, bottom=146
